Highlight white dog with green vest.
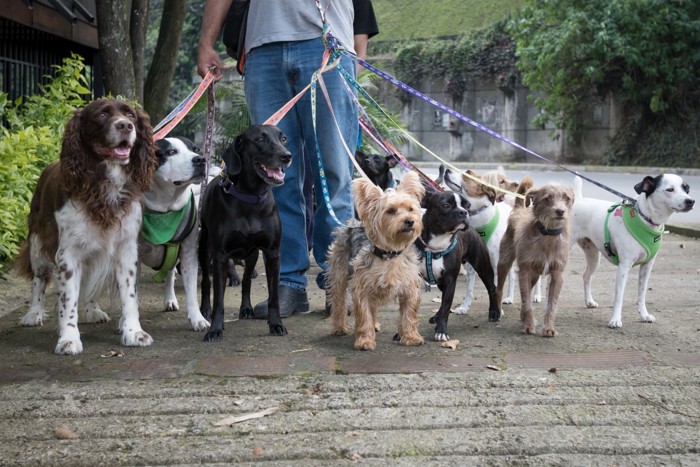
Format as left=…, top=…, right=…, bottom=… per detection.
left=139, top=136, right=211, bottom=332
left=570, top=174, right=694, bottom=328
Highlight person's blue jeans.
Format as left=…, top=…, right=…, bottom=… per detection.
left=244, top=38, right=358, bottom=290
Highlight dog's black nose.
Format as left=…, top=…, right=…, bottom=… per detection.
left=193, top=156, right=206, bottom=166
left=686, top=199, right=695, bottom=208
left=280, top=153, right=292, bottom=164
left=555, top=209, right=565, bottom=217
left=458, top=209, right=467, bottom=218
left=405, top=219, right=414, bottom=227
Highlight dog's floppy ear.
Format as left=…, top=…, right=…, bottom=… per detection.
left=525, top=187, right=539, bottom=208
left=398, top=171, right=425, bottom=201
left=385, top=154, right=399, bottom=169
left=222, top=135, right=244, bottom=176
left=352, top=177, right=383, bottom=222
left=634, top=176, right=658, bottom=195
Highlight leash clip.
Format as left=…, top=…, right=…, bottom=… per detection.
left=604, top=242, right=615, bottom=258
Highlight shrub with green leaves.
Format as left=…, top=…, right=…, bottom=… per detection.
left=0, top=54, right=91, bottom=274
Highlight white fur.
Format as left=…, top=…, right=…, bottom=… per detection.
left=570, top=174, right=694, bottom=328
left=140, top=137, right=209, bottom=331
left=443, top=170, right=541, bottom=315
left=22, top=184, right=151, bottom=355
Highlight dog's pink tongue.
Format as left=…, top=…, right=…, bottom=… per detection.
left=114, top=146, right=131, bottom=158
left=266, top=167, right=285, bottom=182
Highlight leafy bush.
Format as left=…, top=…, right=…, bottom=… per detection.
left=0, top=54, right=91, bottom=274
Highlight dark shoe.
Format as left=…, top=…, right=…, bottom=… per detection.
left=253, top=285, right=310, bottom=319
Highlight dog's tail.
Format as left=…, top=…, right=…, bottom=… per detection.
left=573, top=176, right=583, bottom=200
left=14, top=242, right=33, bottom=280
left=514, top=176, right=534, bottom=209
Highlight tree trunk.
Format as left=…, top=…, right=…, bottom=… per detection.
left=95, top=2, right=137, bottom=100
left=130, top=0, right=149, bottom=104
left=144, top=0, right=187, bottom=123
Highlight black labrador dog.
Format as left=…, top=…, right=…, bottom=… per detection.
left=199, top=125, right=291, bottom=341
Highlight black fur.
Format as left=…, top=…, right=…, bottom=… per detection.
left=199, top=125, right=291, bottom=341
left=355, top=150, right=398, bottom=191
left=418, top=191, right=500, bottom=341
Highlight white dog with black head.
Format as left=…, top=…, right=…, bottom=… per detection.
left=570, top=174, right=694, bottom=328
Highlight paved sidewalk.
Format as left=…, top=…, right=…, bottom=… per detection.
left=0, top=231, right=699, bottom=465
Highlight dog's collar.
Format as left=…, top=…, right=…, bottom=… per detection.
left=372, top=245, right=404, bottom=260
left=468, top=205, right=488, bottom=216
left=220, top=176, right=268, bottom=204
left=635, top=205, right=660, bottom=228
left=535, top=221, right=563, bottom=236
left=417, top=235, right=459, bottom=286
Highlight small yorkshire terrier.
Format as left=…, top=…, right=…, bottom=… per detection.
left=327, top=171, right=425, bottom=350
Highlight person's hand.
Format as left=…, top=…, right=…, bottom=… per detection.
left=197, top=44, right=228, bottom=81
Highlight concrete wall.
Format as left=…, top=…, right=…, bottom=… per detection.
left=377, top=75, right=616, bottom=164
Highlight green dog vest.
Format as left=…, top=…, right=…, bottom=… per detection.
left=604, top=203, right=663, bottom=266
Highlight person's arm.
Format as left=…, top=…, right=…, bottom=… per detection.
left=197, top=0, right=234, bottom=79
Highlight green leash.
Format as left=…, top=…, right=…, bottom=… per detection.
left=142, top=192, right=197, bottom=282
left=604, top=202, right=663, bottom=266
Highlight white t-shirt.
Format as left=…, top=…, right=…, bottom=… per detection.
left=245, top=0, right=356, bottom=54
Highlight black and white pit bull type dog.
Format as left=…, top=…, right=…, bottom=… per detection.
left=416, top=190, right=500, bottom=341
left=140, top=136, right=210, bottom=332
left=198, top=125, right=291, bottom=341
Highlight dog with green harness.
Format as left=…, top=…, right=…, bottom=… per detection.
left=139, top=136, right=211, bottom=332
left=570, top=174, right=694, bottom=329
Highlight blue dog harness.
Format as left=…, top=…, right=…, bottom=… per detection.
left=417, top=235, right=459, bottom=287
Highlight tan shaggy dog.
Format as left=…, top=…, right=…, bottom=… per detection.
left=327, top=171, right=425, bottom=350
left=496, top=177, right=575, bottom=336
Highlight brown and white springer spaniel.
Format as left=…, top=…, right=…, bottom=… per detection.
left=15, top=98, right=157, bottom=355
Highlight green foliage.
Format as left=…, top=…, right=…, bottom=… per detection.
left=394, top=22, right=517, bottom=100
left=371, top=0, right=524, bottom=41
left=510, top=0, right=700, bottom=143
left=0, top=55, right=91, bottom=274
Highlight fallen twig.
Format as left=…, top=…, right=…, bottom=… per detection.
left=637, top=394, right=700, bottom=419
left=213, top=406, right=280, bottom=426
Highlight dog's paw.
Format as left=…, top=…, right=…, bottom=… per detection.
left=502, top=297, right=514, bottom=305
left=164, top=299, right=179, bottom=311
left=55, top=337, right=83, bottom=355
left=608, top=319, right=623, bottom=329
left=190, top=316, right=211, bottom=332
left=434, top=332, right=450, bottom=342
left=85, top=307, right=111, bottom=324
left=488, top=308, right=501, bottom=322
left=400, top=334, right=424, bottom=346
left=452, top=306, right=469, bottom=315
left=269, top=323, right=288, bottom=336
left=521, top=324, right=536, bottom=335
left=354, top=338, right=377, bottom=351
left=532, top=294, right=542, bottom=303
left=542, top=327, right=557, bottom=337
left=20, top=309, right=46, bottom=327
left=239, top=307, right=254, bottom=319
left=586, top=299, right=599, bottom=308
left=203, top=329, right=224, bottom=342
left=332, top=327, right=349, bottom=336
left=640, top=313, right=656, bottom=323
left=122, top=330, right=153, bottom=347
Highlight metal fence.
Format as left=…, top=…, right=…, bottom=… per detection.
left=1, top=17, right=99, bottom=123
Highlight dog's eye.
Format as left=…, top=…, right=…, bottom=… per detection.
left=168, top=149, right=177, bottom=155
left=386, top=208, right=396, bottom=215
left=126, top=111, right=136, bottom=119
left=683, top=184, right=690, bottom=194
left=441, top=203, right=450, bottom=209
left=280, top=136, right=288, bottom=145
left=98, top=112, right=107, bottom=119
left=256, top=136, right=265, bottom=143
left=666, top=187, right=675, bottom=193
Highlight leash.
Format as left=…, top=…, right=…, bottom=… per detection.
left=351, top=54, right=636, bottom=204
left=153, top=70, right=216, bottom=140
